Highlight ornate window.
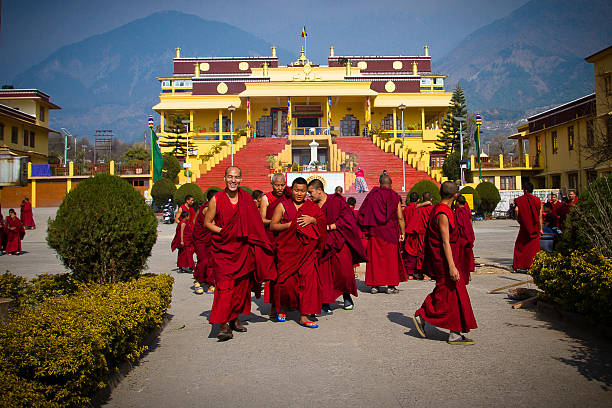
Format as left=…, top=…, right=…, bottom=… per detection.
left=551, top=131, right=558, bottom=154
left=213, top=117, right=232, bottom=133
left=500, top=176, right=516, bottom=190
left=568, top=126, right=574, bottom=151
left=381, top=114, right=400, bottom=131
left=340, top=114, right=359, bottom=136
left=256, top=115, right=272, bottom=137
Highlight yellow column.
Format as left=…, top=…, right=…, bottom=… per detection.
left=525, top=154, right=530, bottom=168
left=393, top=108, right=397, bottom=138
left=287, top=97, right=292, bottom=137
left=31, top=180, right=37, bottom=208
left=110, top=160, right=115, bottom=175
left=160, top=111, right=165, bottom=132
left=218, top=109, right=223, bottom=140
left=367, top=97, right=372, bottom=132
left=67, top=161, right=74, bottom=192
left=247, top=98, right=251, bottom=137
left=499, top=154, right=504, bottom=169
left=326, top=97, right=330, bottom=135
left=421, top=108, right=425, bottom=133
left=28, top=162, right=32, bottom=178
left=189, top=110, right=194, bottom=130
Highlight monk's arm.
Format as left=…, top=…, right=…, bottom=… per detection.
left=514, top=205, right=519, bottom=222
left=174, top=206, right=183, bottom=223
left=270, top=204, right=290, bottom=232
left=539, top=203, right=544, bottom=235
left=180, top=222, right=186, bottom=246
left=204, top=197, right=222, bottom=234
left=440, top=215, right=460, bottom=281
left=259, top=195, right=271, bottom=225
left=416, top=201, right=431, bottom=208
left=397, top=202, right=405, bottom=241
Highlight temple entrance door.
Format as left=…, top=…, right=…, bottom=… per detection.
left=271, top=108, right=288, bottom=136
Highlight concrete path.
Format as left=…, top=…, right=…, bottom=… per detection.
left=2, top=208, right=611, bottom=407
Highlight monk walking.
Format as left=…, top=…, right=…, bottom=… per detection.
left=270, top=177, right=326, bottom=328
left=204, top=166, right=274, bottom=341
left=192, top=189, right=218, bottom=294
left=175, top=195, right=196, bottom=224
left=5, top=209, right=25, bottom=255
left=402, top=192, right=420, bottom=279
left=358, top=175, right=406, bottom=294
left=20, top=198, right=35, bottom=229
left=405, top=192, right=434, bottom=280
left=512, top=182, right=543, bottom=273
left=454, top=195, right=475, bottom=284
left=171, top=211, right=195, bottom=272
left=413, top=181, right=477, bottom=345
left=308, top=179, right=366, bottom=312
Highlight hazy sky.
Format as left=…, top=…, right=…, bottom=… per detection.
left=0, top=0, right=529, bottom=80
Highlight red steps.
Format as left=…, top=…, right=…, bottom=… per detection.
left=194, top=138, right=286, bottom=191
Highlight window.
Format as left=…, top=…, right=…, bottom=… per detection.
left=551, top=175, right=561, bottom=189
left=23, top=129, right=28, bottom=146
left=340, top=114, right=359, bottom=136
left=586, top=120, right=594, bottom=146
left=161, top=80, right=171, bottom=87
left=605, top=74, right=612, bottom=96
left=551, top=131, right=558, bottom=154
left=500, top=176, right=516, bottom=190
left=429, top=153, right=445, bottom=168
left=381, top=114, right=400, bottom=131
left=30, top=131, right=35, bottom=148
left=535, top=136, right=541, bottom=154
left=0, top=123, right=4, bottom=141
left=434, top=78, right=444, bottom=86
left=174, top=79, right=192, bottom=87
left=567, top=126, right=574, bottom=151
left=255, top=115, right=272, bottom=137
left=11, top=126, right=18, bottom=144
left=482, top=176, right=495, bottom=184
left=568, top=173, right=578, bottom=190
left=39, top=106, right=45, bottom=122
left=587, top=170, right=598, bottom=183
left=420, top=78, right=432, bottom=86
left=213, top=117, right=231, bottom=133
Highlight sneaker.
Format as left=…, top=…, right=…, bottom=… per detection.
left=206, top=286, right=215, bottom=294
left=412, top=315, right=427, bottom=338
left=343, top=294, right=354, bottom=310
left=370, top=286, right=379, bottom=294
left=387, top=286, right=400, bottom=294
left=447, top=332, right=474, bottom=345
left=322, top=303, right=333, bottom=315
left=194, top=286, right=204, bottom=295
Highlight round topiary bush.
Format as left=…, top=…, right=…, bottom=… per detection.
left=442, top=151, right=460, bottom=181
left=409, top=180, right=441, bottom=204
left=204, top=186, right=223, bottom=200
left=162, top=154, right=180, bottom=181
left=459, top=185, right=481, bottom=210
left=151, top=177, right=177, bottom=208
left=475, top=181, right=501, bottom=215
left=47, top=174, right=157, bottom=283
left=174, top=183, right=205, bottom=208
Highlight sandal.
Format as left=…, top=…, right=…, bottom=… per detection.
left=195, top=286, right=204, bottom=295
left=206, top=286, right=215, bottom=294
left=299, top=320, right=318, bottom=328
left=276, top=313, right=287, bottom=322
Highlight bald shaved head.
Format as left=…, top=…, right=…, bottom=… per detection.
left=440, top=181, right=459, bottom=199
left=225, top=166, right=241, bottom=177
left=379, top=175, right=392, bottom=187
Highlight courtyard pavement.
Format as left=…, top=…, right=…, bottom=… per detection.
left=2, top=208, right=611, bottom=407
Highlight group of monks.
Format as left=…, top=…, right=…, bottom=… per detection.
left=0, top=198, right=33, bottom=256
left=171, top=167, right=478, bottom=344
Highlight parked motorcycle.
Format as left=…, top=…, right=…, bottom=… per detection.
left=162, top=200, right=175, bottom=224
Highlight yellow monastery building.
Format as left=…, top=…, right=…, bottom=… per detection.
left=0, top=88, right=61, bottom=164
left=153, top=46, right=451, bottom=190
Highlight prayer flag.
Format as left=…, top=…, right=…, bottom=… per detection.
left=152, top=130, right=163, bottom=183
left=301, top=26, right=307, bottom=38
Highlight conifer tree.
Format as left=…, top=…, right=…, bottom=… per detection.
left=158, top=113, right=188, bottom=157
left=436, top=84, right=468, bottom=154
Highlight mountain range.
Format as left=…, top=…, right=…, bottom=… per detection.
left=11, top=2, right=612, bottom=142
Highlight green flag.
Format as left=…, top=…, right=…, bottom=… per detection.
left=152, top=130, right=163, bottom=183
left=474, top=127, right=482, bottom=180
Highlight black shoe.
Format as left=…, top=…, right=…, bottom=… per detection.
left=321, top=303, right=333, bottom=315
left=343, top=294, right=354, bottom=310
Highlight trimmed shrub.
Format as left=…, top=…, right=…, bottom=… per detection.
left=475, top=181, right=500, bottom=215
left=47, top=175, right=157, bottom=283
left=205, top=186, right=223, bottom=199
left=530, top=250, right=612, bottom=325
left=0, top=272, right=28, bottom=308
left=409, top=180, right=441, bottom=204
left=151, top=177, right=177, bottom=208
left=459, top=186, right=481, bottom=211
left=0, top=274, right=173, bottom=408
left=174, top=183, right=205, bottom=208
left=162, top=154, right=180, bottom=181
left=442, top=151, right=460, bottom=181
left=0, top=273, right=77, bottom=310
left=239, top=186, right=253, bottom=196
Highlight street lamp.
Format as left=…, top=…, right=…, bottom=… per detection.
left=454, top=116, right=466, bottom=186
left=60, top=128, right=72, bottom=166
left=228, top=105, right=236, bottom=166
left=398, top=103, right=406, bottom=192
left=181, top=120, right=193, bottom=179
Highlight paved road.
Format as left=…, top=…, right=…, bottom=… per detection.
left=2, top=208, right=611, bottom=407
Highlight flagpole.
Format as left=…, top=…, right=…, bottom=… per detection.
left=476, top=113, right=482, bottom=181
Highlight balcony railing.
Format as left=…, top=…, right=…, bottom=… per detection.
left=291, top=127, right=330, bottom=136
left=31, top=162, right=151, bottom=178
left=115, top=162, right=150, bottom=175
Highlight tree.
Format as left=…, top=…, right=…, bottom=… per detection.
left=488, top=133, right=517, bottom=157
left=436, top=84, right=468, bottom=155
left=162, top=154, right=180, bottom=181
left=409, top=180, right=441, bottom=204
left=475, top=181, right=501, bottom=216
left=158, top=113, right=188, bottom=157
left=442, top=151, right=460, bottom=181
left=123, top=146, right=150, bottom=163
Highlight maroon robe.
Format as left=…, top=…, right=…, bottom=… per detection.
left=513, top=193, right=541, bottom=269
left=555, top=202, right=570, bottom=228
left=0, top=208, right=5, bottom=251
left=209, top=189, right=274, bottom=324
left=358, top=187, right=406, bottom=286
left=179, top=204, right=196, bottom=224
left=263, top=186, right=292, bottom=303
left=5, top=215, right=25, bottom=254
left=274, top=199, right=326, bottom=315
left=416, top=203, right=477, bottom=333
left=20, top=200, right=35, bottom=228
left=319, top=194, right=366, bottom=302
left=406, top=204, right=434, bottom=273
left=454, top=205, right=475, bottom=284
left=171, top=219, right=195, bottom=269
left=402, top=203, right=418, bottom=275
left=193, top=203, right=215, bottom=285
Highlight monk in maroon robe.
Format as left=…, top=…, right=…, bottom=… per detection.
left=204, top=166, right=274, bottom=340
left=413, top=181, right=477, bottom=345
left=308, top=180, right=366, bottom=313
left=513, top=182, right=543, bottom=272
left=454, top=195, right=475, bottom=284
left=402, top=192, right=420, bottom=279
left=5, top=209, right=25, bottom=255
left=270, top=177, right=326, bottom=328
left=406, top=192, right=434, bottom=280
left=192, top=189, right=218, bottom=293
left=175, top=195, right=196, bottom=224
left=568, top=190, right=578, bottom=206
left=20, top=198, right=35, bottom=229
left=0, top=205, right=5, bottom=252
left=358, top=175, right=406, bottom=294
left=171, top=211, right=195, bottom=271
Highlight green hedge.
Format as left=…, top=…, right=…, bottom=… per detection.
left=0, top=272, right=77, bottom=310
left=151, top=177, right=177, bottom=208
left=162, top=154, right=180, bottom=181
left=0, top=274, right=173, bottom=408
left=409, top=180, right=441, bottom=204
left=459, top=186, right=481, bottom=210
left=475, top=181, right=500, bottom=215
left=174, top=183, right=205, bottom=208
left=530, top=250, right=612, bottom=325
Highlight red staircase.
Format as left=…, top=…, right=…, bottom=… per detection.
left=194, top=138, right=286, bottom=191
left=335, top=136, right=438, bottom=197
